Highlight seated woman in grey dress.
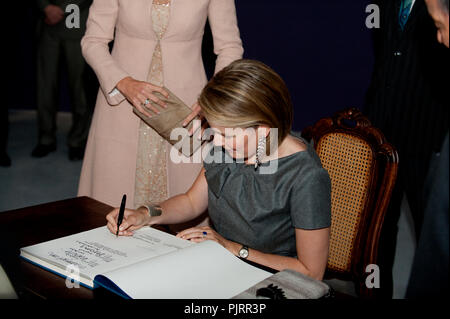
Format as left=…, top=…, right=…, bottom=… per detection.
left=106, top=59, right=331, bottom=280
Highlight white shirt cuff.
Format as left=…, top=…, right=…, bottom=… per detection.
left=109, top=88, right=120, bottom=97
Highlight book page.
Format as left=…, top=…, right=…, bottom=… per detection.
left=99, top=240, right=272, bottom=299
left=20, top=226, right=192, bottom=281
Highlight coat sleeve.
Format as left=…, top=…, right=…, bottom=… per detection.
left=208, top=0, right=244, bottom=75
left=81, top=0, right=129, bottom=106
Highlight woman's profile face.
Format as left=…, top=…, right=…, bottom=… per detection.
left=209, top=125, right=258, bottom=161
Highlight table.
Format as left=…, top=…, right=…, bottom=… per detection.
left=0, top=197, right=123, bottom=299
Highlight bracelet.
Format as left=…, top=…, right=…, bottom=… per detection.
left=141, top=205, right=163, bottom=217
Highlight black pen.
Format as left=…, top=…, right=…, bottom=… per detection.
left=116, top=194, right=127, bottom=237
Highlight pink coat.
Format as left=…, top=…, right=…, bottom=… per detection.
left=77, top=0, right=243, bottom=209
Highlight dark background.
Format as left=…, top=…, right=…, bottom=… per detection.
left=236, top=0, right=375, bottom=130
left=7, top=0, right=374, bottom=132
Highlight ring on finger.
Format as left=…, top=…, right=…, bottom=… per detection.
left=202, top=231, right=207, bottom=238
left=143, top=98, right=150, bottom=106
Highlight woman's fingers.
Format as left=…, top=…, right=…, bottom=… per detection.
left=193, top=117, right=210, bottom=139
left=132, top=97, right=154, bottom=118
left=118, top=224, right=144, bottom=237
left=117, top=213, right=138, bottom=231
left=176, top=227, right=202, bottom=238
left=106, top=208, right=119, bottom=228
left=107, top=223, right=139, bottom=237
left=136, top=93, right=160, bottom=116
left=143, top=84, right=168, bottom=108
left=187, top=115, right=202, bottom=137
left=177, top=227, right=212, bottom=241
left=127, top=225, right=143, bottom=232
left=135, top=92, right=167, bottom=116
left=185, top=113, right=209, bottom=139
left=145, top=95, right=165, bottom=113
left=143, top=88, right=167, bottom=109
left=184, top=231, right=207, bottom=240
left=147, top=84, right=169, bottom=99
left=107, top=221, right=116, bottom=234
left=107, top=221, right=127, bottom=236
left=119, top=230, right=134, bottom=236
left=182, top=105, right=201, bottom=127
left=106, top=208, right=145, bottom=236
left=190, top=237, right=219, bottom=244
left=121, top=79, right=168, bottom=112
left=190, top=237, right=206, bottom=243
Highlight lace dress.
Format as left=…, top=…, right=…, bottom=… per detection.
left=134, top=1, right=171, bottom=208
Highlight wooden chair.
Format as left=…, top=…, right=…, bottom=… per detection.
left=301, top=108, right=399, bottom=298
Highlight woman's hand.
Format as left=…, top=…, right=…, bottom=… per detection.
left=182, top=102, right=210, bottom=138
left=106, top=207, right=150, bottom=236
left=116, top=77, right=169, bottom=118
left=44, top=5, right=64, bottom=25
left=176, top=226, right=239, bottom=255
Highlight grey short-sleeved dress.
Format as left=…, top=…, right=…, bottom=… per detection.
left=203, top=133, right=331, bottom=257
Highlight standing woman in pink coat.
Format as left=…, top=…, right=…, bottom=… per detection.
left=77, top=0, right=243, bottom=211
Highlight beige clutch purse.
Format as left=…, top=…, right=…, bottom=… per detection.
left=133, top=87, right=205, bottom=158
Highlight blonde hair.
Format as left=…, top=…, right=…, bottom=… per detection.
left=198, top=59, right=293, bottom=144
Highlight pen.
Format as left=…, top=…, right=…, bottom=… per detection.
left=116, top=194, right=127, bottom=237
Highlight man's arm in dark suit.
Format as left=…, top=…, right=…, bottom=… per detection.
left=36, top=0, right=51, bottom=12
left=36, top=1, right=92, bottom=13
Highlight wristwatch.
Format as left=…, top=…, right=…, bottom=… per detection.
left=239, top=245, right=249, bottom=259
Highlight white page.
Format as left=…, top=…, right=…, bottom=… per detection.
left=21, top=226, right=193, bottom=280
left=102, top=240, right=272, bottom=299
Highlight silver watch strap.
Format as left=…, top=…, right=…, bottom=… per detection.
left=142, top=205, right=163, bottom=217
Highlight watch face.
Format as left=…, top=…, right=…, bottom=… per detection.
left=239, top=247, right=249, bottom=258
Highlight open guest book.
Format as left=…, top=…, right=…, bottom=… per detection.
left=20, top=226, right=272, bottom=299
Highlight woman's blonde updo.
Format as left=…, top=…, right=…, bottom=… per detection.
left=198, top=59, right=294, bottom=145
